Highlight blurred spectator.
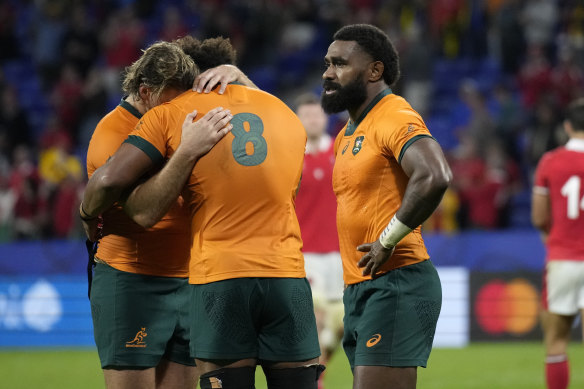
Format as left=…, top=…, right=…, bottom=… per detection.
left=62, top=5, right=100, bottom=78
left=458, top=80, right=496, bottom=155
left=100, top=7, right=145, bottom=96
left=491, top=0, right=525, bottom=74
left=158, top=6, right=189, bottom=42
left=29, top=1, right=68, bottom=90
left=520, top=0, right=558, bottom=59
left=449, top=133, right=487, bottom=229
left=517, top=43, right=552, bottom=108
left=428, top=0, right=465, bottom=58
left=50, top=63, right=84, bottom=138
left=9, top=145, right=48, bottom=240
left=39, top=115, right=73, bottom=153
left=38, top=140, right=83, bottom=187
left=550, top=46, right=584, bottom=109
left=51, top=173, right=84, bottom=238
left=492, top=82, right=525, bottom=161
left=482, top=139, right=522, bottom=228
left=401, top=21, right=433, bottom=117
left=524, top=97, right=564, bottom=172
left=557, top=2, right=584, bottom=69
left=0, top=169, right=15, bottom=242
left=0, top=2, right=21, bottom=61
left=0, top=85, right=32, bottom=153
left=77, top=67, right=109, bottom=154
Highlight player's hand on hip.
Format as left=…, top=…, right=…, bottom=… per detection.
left=193, top=65, right=242, bottom=94
left=357, top=241, right=395, bottom=279
left=181, top=108, right=233, bottom=158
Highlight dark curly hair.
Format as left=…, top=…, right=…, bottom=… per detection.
left=333, top=24, right=400, bottom=87
left=174, top=36, right=237, bottom=72
left=566, top=98, right=584, bottom=132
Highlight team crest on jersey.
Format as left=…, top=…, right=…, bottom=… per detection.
left=352, top=136, right=365, bottom=155
left=342, top=140, right=350, bottom=155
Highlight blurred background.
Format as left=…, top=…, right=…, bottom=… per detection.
left=0, top=0, right=583, bottom=386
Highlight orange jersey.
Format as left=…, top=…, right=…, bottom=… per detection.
left=333, top=90, right=431, bottom=285
left=126, top=85, right=307, bottom=284
left=86, top=100, right=191, bottom=277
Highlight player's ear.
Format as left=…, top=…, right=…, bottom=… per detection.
left=563, top=119, right=573, bottom=136
left=138, top=85, right=150, bottom=102
left=368, top=61, right=384, bottom=82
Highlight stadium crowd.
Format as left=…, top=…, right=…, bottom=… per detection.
left=0, top=0, right=583, bottom=241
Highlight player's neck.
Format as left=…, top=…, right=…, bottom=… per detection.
left=348, top=83, right=388, bottom=122
left=125, top=95, right=148, bottom=116
left=306, top=134, right=327, bottom=154
left=306, top=137, right=320, bottom=154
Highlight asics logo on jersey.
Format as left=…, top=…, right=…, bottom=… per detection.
left=366, top=333, right=382, bottom=347
left=125, top=327, right=147, bottom=348
left=342, top=140, right=350, bottom=155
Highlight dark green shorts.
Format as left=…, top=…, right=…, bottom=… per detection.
left=342, top=260, right=442, bottom=369
left=190, top=277, right=320, bottom=362
left=90, top=262, right=195, bottom=369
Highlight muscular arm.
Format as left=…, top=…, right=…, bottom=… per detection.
left=531, top=192, right=550, bottom=241
left=83, top=143, right=154, bottom=218
left=358, top=137, right=452, bottom=278
left=80, top=143, right=154, bottom=241
left=123, top=108, right=233, bottom=228
left=396, top=137, right=453, bottom=228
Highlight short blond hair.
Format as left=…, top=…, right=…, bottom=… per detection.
left=122, top=41, right=198, bottom=101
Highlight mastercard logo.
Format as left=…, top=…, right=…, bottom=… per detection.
left=474, top=278, right=539, bottom=335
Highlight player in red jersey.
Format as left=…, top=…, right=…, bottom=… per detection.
left=532, top=98, right=584, bottom=389
left=294, top=93, right=344, bottom=389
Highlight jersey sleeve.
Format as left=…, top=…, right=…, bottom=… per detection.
left=533, top=153, right=551, bottom=195
left=124, top=107, right=169, bottom=166
left=378, top=107, right=432, bottom=163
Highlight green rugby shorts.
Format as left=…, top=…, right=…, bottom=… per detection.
left=190, top=277, right=320, bottom=362
left=342, top=260, right=442, bottom=369
left=90, top=262, right=195, bottom=368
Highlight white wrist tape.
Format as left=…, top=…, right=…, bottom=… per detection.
left=379, top=214, right=412, bottom=249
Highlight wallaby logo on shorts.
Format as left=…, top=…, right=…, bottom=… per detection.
left=352, top=136, right=364, bottom=155
left=209, top=377, right=223, bottom=388
left=126, top=327, right=147, bottom=348
left=366, top=333, right=382, bottom=347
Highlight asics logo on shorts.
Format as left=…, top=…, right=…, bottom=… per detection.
left=366, top=333, right=382, bottom=347
left=125, top=327, right=148, bottom=348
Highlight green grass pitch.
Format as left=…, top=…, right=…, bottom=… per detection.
left=1, top=342, right=582, bottom=388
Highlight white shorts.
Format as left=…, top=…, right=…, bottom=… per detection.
left=304, top=252, right=344, bottom=302
left=543, top=260, right=584, bottom=315
left=304, top=252, right=345, bottom=349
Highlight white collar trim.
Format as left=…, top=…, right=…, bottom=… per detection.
left=566, top=138, right=584, bottom=152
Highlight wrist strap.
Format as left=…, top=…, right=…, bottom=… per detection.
left=379, top=214, right=412, bottom=249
